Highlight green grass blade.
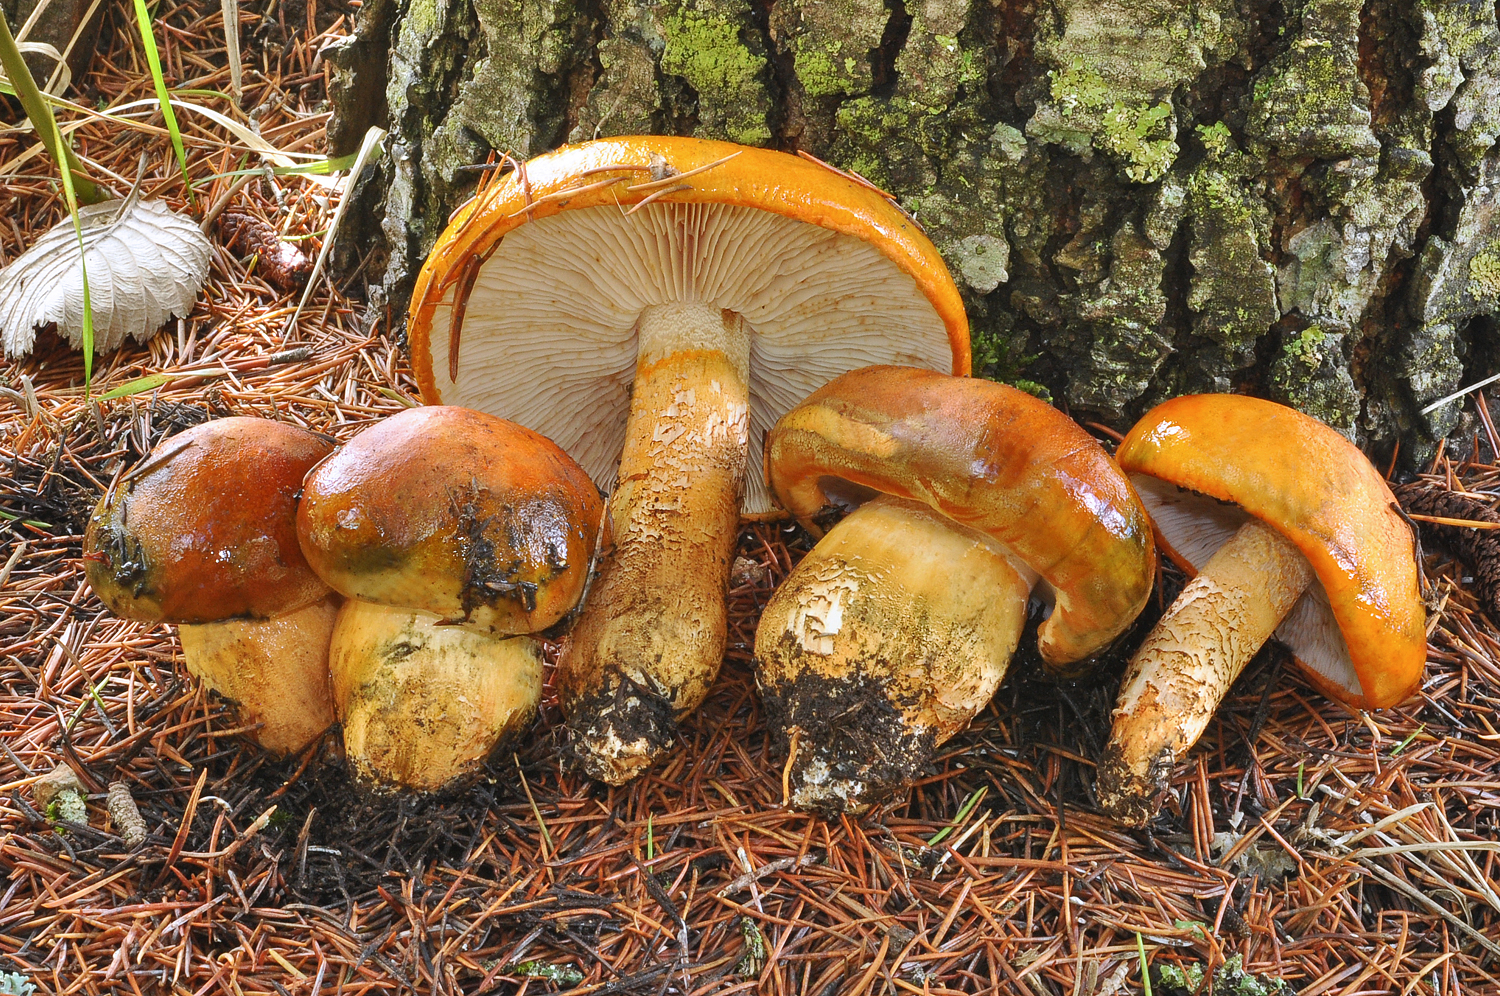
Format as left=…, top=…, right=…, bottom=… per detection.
left=131, top=0, right=191, bottom=192
left=0, top=7, right=104, bottom=204
left=52, top=120, right=94, bottom=389
left=98, top=373, right=171, bottom=399
left=0, top=5, right=99, bottom=388
left=1137, top=933, right=1153, bottom=996
left=927, top=786, right=987, bottom=846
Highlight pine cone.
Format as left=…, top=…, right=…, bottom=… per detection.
left=1393, top=481, right=1500, bottom=619
left=219, top=211, right=313, bottom=291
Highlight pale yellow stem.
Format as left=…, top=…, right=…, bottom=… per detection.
left=559, top=301, right=751, bottom=784
left=178, top=595, right=340, bottom=757
left=1098, top=518, right=1313, bottom=826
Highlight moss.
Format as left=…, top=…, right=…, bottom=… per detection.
left=1098, top=100, right=1176, bottom=183
left=773, top=0, right=884, bottom=104
left=1184, top=151, right=1279, bottom=366
left=1154, top=956, right=1292, bottom=996
left=1025, top=0, right=1244, bottom=182
left=659, top=0, right=772, bottom=145
left=1196, top=120, right=1233, bottom=156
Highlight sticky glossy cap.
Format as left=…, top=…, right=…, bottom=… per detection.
left=1117, top=394, right=1425, bottom=709
left=85, top=417, right=334, bottom=624
left=297, top=406, right=603, bottom=635
left=765, top=365, right=1156, bottom=668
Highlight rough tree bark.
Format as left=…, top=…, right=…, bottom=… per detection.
left=327, top=0, right=1500, bottom=464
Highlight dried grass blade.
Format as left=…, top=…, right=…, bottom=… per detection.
left=283, top=125, right=385, bottom=336
left=221, top=0, right=241, bottom=100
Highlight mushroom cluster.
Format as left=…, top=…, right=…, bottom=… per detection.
left=84, top=417, right=340, bottom=756
left=405, top=135, right=969, bottom=784
left=82, top=137, right=1428, bottom=819
left=86, top=405, right=602, bottom=794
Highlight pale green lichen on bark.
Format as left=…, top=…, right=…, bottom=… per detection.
left=1065, top=222, right=1170, bottom=410
left=1416, top=0, right=1500, bottom=173
left=1267, top=323, right=1360, bottom=435
left=657, top=0, right=773, bottom=145
left=1471, top=241, right=1500, bottom=299
left=1025, top=0, right=1243, bottom=183
left=1183, top=142, right=1279, bottom=369
left=772, top=0, right=885, bottom=101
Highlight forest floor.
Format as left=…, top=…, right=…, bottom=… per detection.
left=4, top=3, right=1500, bottom=995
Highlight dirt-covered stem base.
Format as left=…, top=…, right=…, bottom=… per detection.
left=755, top=496, right=1032, bottom=814
left=1098, top=518, right=1313, bottom=826
left=559, top=301, right=751, bottom=785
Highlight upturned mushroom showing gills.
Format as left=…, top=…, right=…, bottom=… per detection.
left=756, top=366, right=1156, bottom=813
left=1097, top=394, right=1427, bottom=827
left=296, top=406, right=603, bottom=793
left=84, top=417, right=338, bottom=756
left=405, top=136, right=969, bottom=784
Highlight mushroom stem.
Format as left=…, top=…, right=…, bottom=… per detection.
left=1098, top=518, right=1313, bottom=826
left=559, top=301, right=751, bottom=784
left=756, top=496, right=1034, bottom=814
left=177, top=594, right=340, bottom=757
left=331, top=599, right=544, bottom=793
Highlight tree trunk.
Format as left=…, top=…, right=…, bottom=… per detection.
left=328, top=0, right=1500, bottom=464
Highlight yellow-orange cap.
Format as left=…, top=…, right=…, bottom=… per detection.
left=766, top=365, right=1156, bottom=670
left=1117, top=394, right=1426, bottom=709
left=407, top=136, right=970, bottom=517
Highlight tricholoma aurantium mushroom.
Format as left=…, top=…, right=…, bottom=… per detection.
left=756, top=366, right=1156, bottom=813
left=1097, top=395, right=1426, bottom=826
left=85, top=417, right=339, bottom=756
left=406, top=136, right=969, bottom=784
left=296, top=405, right=602, bottom=793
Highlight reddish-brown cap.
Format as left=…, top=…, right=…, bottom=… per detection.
left=1116, top=394, right=1426, bottom=709
left=406, top=136, right=971, bottom=518
left=297, top=406, right=603, bottom=635
left=85, top=417, right=334, bottom=624
left=765, top=365, right=1156, bottom=668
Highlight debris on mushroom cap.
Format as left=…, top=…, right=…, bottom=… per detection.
left=330, top=599, right=544, bottom=794
left=296, top=405, right=603, bottom=636
left=1116, top=393, right=1426, bottom=709
left=295, top=405, right=599, bottom=793
left=766, top=365, right=1156, bottom=670
left=84, top=416, right=334, bottom=625
left=406, top=135, right=971, bottom=518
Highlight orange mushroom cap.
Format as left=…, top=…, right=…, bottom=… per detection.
left=297, top=406, right=603, bottom=635
left=85, top=417, right=333, bottom=625
left=765, top=366, right=1156, bottom=668
left=406, top=136, right=970, bottom=517
left=1116, top=394, right=1426, bottom=709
